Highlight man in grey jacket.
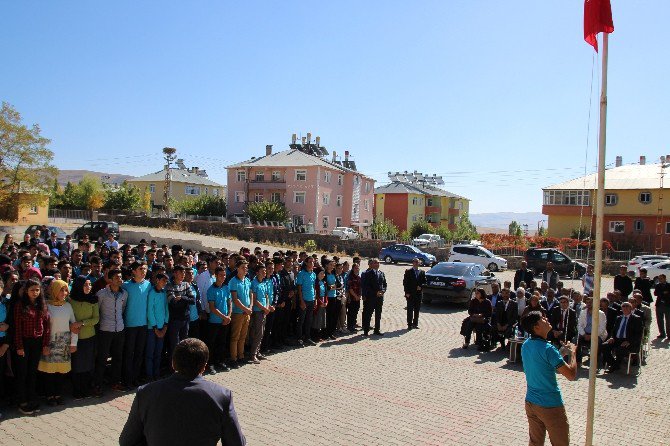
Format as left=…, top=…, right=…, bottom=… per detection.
left=94, top=269, right=128, bottom=395
left=120, top=338, right=246, bottom=446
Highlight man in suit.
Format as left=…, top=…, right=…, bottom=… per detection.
left=603, top=302, right=643, bottom=373
left=613, top=264, right=633, bottom=299
left=361, top=258, right=387, bottom=336
left=120, top=338, right=246, bottom=446
left=514, top=261, right=534, bottom=291
left=541, top=288, right=560, bottom=315
left=541, top=262, right=558, bottom=291
left=493, top=287, right=518, bottom=348
left=549, top=296, right=577, bottom=346
left=403, top=258, right=426, bottom=330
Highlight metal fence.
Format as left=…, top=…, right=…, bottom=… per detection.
left=48, top=209, right=91, bottom=224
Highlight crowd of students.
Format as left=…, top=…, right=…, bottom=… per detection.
left=0, top=229, right=380, bottom=417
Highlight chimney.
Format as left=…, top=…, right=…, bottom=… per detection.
left=191, top=167, right=199, bottom=174
left=640, top=155, right=646, bottom=165
left=344, top=150, right=349, bottom=161
left=266, top=145, right=273, bottom=156
left=315, top=136, right=320, bottom=147
left=306, top=132, right=312, bottom=144
left=292, top=133, right=297, bottom=144
left=615, top=156, right=622, bottom=167
left=301, top=137, right=306, bottom=145
left=332, top=151, right=337, bottom=162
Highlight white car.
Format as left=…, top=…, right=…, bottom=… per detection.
left=331, top=227, right=358, bottom=240
left=412, top=234, right=444, bottom=248
left=641, top=260, right=670, bottom=281
left=448, top=244, right=507, bottom=272
left=627, top=255, right=669, bottom=275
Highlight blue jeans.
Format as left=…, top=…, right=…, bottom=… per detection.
left=167, top=320, right=189, bottom=364
left=145, top=328, right=165, bottom=380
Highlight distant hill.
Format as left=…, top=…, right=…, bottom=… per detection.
left=470, top=212, right=545, bottom=233
left=57, top=170, right=135, bottom=187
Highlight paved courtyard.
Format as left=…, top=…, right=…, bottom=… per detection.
left=1, top=228, right=669, bottom=445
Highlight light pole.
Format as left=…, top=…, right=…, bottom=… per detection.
left=162, top=147, right=177, bottom=217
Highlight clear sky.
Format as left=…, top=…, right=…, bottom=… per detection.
left=2, top=1, right=667, bottom=213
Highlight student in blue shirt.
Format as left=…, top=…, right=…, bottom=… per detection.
left=145, top=273, right=169, bottom=381
left=295, top=257, right=317, bottom=346
left=206, top=266, right=231, bottom=373
left=260, top=259, right=281, bottom=353
left=324, top=260, right=341, bottom=339
left=184, top=268, right=202, bottom=340
left=520, top=311, right=577, bottom=446
left=249, top=264, right=272, bottom=363
left=229, top=260, right=252, bottom=367
left=122, top=261, right=151, bottom=388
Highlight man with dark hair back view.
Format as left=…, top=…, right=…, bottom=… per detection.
left=120, top=338, right=245, bottom=446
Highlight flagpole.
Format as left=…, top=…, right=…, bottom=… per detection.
left=585, top=31, right=608, bottom=446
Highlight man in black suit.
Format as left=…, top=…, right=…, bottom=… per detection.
left=493, top=288, right=518, bottom=348
left=403, top=258, right=426, bottom=330
left=603, top=302, right=643, bottom=373
left=613, top=264, right=633, bottom=299
left=541, top=262, right=559, bottom=291
left=361, top=258, right=387, bottom=336
left=514, top=261, right=534, bottom=291
left=120, top=338, right=246, bottom=446
left=549, top=296, right=577, bottom=346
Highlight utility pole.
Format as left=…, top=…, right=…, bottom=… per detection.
left=162, top=147, right=177, bottom=217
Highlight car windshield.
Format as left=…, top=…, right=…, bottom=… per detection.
left=480, top=247, right=495, bottom=257
left=417, top=235, right=431, bottom=240
left=428, top=263, right=471, bottom=276
left=408, top=245, right=422, bottom=253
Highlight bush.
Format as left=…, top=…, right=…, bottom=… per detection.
left=409, top=220, right=433, bottom=239
left=304, top=240, right=317, bottom=252
left=175, top=195, right=227, bottom=216
left=370, top=217, right=399, bottom=240
left=246, top=201, right=290, bottom=223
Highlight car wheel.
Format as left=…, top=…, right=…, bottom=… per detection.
left=384, top=256, right=393, bottom=264
left=569, top=269, right=580, bottom=279
left=487, top=263, right=498, bottom=272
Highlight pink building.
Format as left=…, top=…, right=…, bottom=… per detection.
left=226, top=137, right=375, bottom=235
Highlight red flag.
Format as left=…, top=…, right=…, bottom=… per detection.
left=584, top=0, right=614, bottom=52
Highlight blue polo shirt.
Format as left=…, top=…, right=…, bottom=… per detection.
left=229, top=276, right=252, bottom=314
left=521, top=337, right=566, bottom=408
left=326, top=273, right=337, bottom=298
left=0, top=298, right=7, bottom=339
left=122, top=279, right=151, bottom=328
left=251, top=277, right=268, bottom=312
left=296, top=270, right=316, bottom=302
left=207, top=283, right=230, bottom=324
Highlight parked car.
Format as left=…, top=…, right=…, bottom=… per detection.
left=641, top=260, right=670, bottom=282
left=421, top=262, right=500, bottom=305
left=379, top=244, right=437, bottom=266
left=331, top=227, right=359, bottom=240
left=627, top=255, right=670, bottom=275
left=24, top=225, right=68, bottom=243
left=448, top=244, right=507, bottom=272
left=524, top=248, right=587, bottom=279
left=71, top=221, right=120, bottom=242
left=412, top=233, right=444, bottom=248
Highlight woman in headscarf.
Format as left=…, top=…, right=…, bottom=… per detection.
left=37, top=279, right=78, bottom=406
left=69, top=275, right=99, bottom=399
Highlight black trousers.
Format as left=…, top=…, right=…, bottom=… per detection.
left=461, top=318, right=490, bottom=345
left=362, top=295, right=383, bottom=333
left=15, top=337, right=42, bottom=404
left=95, top=330, right=125, bottom=387
left=123, top=326, right=146, bottom=385
left=326, top=299, right=341, bottom=337
left=296, top=301, right=315, bottom=341
left=261, top=311, right=275, bottom=351
left=44, top=372, right=65, bottom=398
left=406, top=294, right=421, bottom=327
left=347, top=299, right=360, bottom=330
left=207, top=323, right=231, bottom=365
left=72, top=371, right=92, bottom=398
left=271, top=305, right=289, bottom=345
left=576, top=335, right=603, bottom=366
left=602, top=338, right=634, bottom=368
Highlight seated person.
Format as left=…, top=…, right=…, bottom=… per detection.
left=576, top=297, right=608, bottom=366
left=493, top=287, right=518, bottom=348
left=602, top=301, right=643, bottom=373
left=516, top=287, right=528, bottom=319
left=630, top=293, right=652, bottom=344
left=600, top=296, right=618, bottom=337
left=460, top=288, right=493, bottom=351
left=549, top=295, right=577, bottom=347
left=541, top=288, right=559, bottom=314
left=521, top=292, right=546, bottom=318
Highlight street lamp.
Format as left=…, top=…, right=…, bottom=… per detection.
left=162, top=147, right=177, bottom=217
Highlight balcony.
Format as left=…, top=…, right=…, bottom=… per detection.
left=248, top=179, right=287, bottom=190
left=448, top=208, right=460, bottom=216
left=425, top=205, right=441, bottom=214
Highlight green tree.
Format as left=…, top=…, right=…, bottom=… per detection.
left=409, top=220, right=433, bottom=239
left=434, top=225, right=454, bottom=241
left=246, top=201, right=288, bottom=222
left=53, top=181, right=79, bottom=209
left=103, top=181, right=143, bottom=210
left=570, top=225, right=589, bottom=240
left=0, top=102, right=57, bottom=207
left=537, top=225, right=548, bottom=236
left=176, top=195, right=228, bottom=216
left=370, top=217, right=399, bottom=240
left=508, top=220, right=523, bottom=236
left=77, top=175, right=105, bottom=210
left=453, top=213, right=478, bottom=241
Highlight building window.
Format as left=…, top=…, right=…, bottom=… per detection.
left=270, top=192, right=281, bottom=203
left=185, top=185, right=200, bottom=196
left=323, top=193, right=330, bottom=205
left=457, top=201, right=463, bottom=210
left=324, top=171, right=331, bottom=183
left=295, top=170, right=306, bottom=181
left=543, top=190, right=591, bottom=206
left=294, top=192, right=306, bottom=204
left=609, top=221, right=625, bottom=233
left=213, top=188, right=219, bottom=196
left=411, top=197, right=424, bottom=206
left=365, top=182, right=371, bottom=194
left=335, top=217, right=342, bottom=227
left=237, top=170, right=246, bottom=182
left=666, top=222, right=670, bottom=234
left=204, top=187, right=209, bottom=195
left=149, top=184, right=156, bottom=193
left=29, top=204, right=38, bottom=214
left=337, top=174, right=343, bottom=186
left=634, top=220, right=644, bottom=232
left=235, top=191, right=245, bottom=203
left=254, top=193, right=264, bottom=202
left=639, top=192, right=652, bottom=204
left=272, top=171, right=281, bottom=181
left=426, top=198, right=433, bottom=207
left=336, top=195, right=342, bottom=207
left=605, top=194, right=617, bottom=206
left=322, top=216, right=329, bottom=229
left=255, top=171, right=265, bottom=181
left=364, top=199, right=369, bottom=211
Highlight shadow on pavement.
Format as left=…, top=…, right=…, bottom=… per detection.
left=319, top=328, right=408, bottom=348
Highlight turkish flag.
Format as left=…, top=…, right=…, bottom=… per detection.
left=584, top=0, right=614, bottom=52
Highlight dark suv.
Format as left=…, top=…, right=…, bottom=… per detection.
left=71, top=221, right=120, bottom=242
left=525, top=248, right=587, bottom=279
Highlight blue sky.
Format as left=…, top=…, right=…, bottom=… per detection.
left=2, top=1, right=667, bottom=213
